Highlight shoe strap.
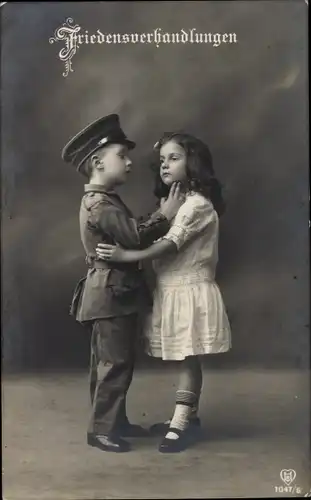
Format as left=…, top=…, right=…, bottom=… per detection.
left=166, top=427, right=185, bottom=437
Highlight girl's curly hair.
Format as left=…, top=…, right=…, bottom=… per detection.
left=151, top=132, right=226, bottom=217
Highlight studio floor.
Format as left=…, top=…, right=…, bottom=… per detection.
left=2, top=368, right=311, bottom=499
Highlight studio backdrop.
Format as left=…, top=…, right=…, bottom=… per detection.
left=1, top=1, right=309, bottom=370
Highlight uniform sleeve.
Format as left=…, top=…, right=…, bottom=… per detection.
left=91, top=202, right=170, bottom=249
left=137, top=210, right=170, bottom=248
left=95, top=204, right=141, bottom=249
left=162, top=195, right=216, bottom=250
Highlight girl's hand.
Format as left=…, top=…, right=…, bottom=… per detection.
left=96, top=243, right=125, bottom=262
left=160, top=182, right=185, bottom=221
left=160, top=197, right=166, bottom=209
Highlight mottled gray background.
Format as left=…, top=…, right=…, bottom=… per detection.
left=1, top=1, right=309, bottom=371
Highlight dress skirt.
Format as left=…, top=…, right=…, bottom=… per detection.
left=144, top=270, right=232, bottom=361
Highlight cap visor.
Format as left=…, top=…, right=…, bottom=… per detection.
left=125, top=140, right=136, bottom=150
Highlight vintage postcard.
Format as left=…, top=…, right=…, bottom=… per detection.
left=1, top=1, right=310, bottom=499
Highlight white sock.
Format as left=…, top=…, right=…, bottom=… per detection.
left=165, top=407, right=198, bottom=425
left=165, top=403, right=192, bottom=440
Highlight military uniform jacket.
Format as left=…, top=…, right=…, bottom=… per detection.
left=70, top=184, right=170, bottom=323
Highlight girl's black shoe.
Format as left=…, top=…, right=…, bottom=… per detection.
left=158, top=427, right=191, bottom=453
left=150, top=417, right=201, bottom=436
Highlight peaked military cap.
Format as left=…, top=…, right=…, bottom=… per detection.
left=61, top=113, right=136, bottom=172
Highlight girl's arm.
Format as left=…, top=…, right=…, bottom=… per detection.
left=96, top=238, right=177, bottom=263
left=137, top=183, right=185, bottom=248
left=98, top=194, right=216, bottom=264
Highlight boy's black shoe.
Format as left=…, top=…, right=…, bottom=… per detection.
left=87, top=433, right=131, bottom=452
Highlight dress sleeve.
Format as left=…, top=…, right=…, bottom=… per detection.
left=162, top=195, right=216, bottom=250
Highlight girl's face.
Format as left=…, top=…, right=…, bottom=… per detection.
left=159, top=140, right=187, bottom=186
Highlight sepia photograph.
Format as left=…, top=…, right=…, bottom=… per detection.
left=1, top=1, right=310, bottom=499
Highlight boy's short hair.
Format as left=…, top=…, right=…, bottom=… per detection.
left=80, top=156, right=94, bottom=179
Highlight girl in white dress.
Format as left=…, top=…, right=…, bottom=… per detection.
left=96, top=132, right=232, bottom=453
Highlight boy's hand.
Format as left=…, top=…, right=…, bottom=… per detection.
left=159, top=182, right=185, bottom=221
left=96, top=244, right=125, bottom=262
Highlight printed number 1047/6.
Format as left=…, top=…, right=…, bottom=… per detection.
left=275, top=486, right=302, bottom=494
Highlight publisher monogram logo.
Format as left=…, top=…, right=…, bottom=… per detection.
left=280, top=469, right=296, bottom=486
left=274, top=469, right=305, bottom=495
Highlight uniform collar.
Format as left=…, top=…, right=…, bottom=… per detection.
left=84, top=184, right=116, bottom=195
left=84, top=184, right=132, bottom=214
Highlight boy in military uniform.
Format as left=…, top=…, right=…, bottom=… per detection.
left=62, top=114, right=183, bottom=452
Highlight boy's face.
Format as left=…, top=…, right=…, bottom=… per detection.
left=159, top=141, right=187, bottom=186
left=96, top=143, right=132, bottom=186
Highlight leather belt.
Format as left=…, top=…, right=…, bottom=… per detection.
left=86, top=256, right=139, bottom=272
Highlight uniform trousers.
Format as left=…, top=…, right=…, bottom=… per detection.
left=87, top=314, right=138, bottom=436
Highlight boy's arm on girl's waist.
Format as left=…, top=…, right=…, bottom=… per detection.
left=94, top=203, right=170, bottom=250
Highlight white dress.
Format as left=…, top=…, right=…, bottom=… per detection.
left=144, top=192, right=231, bottom=361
